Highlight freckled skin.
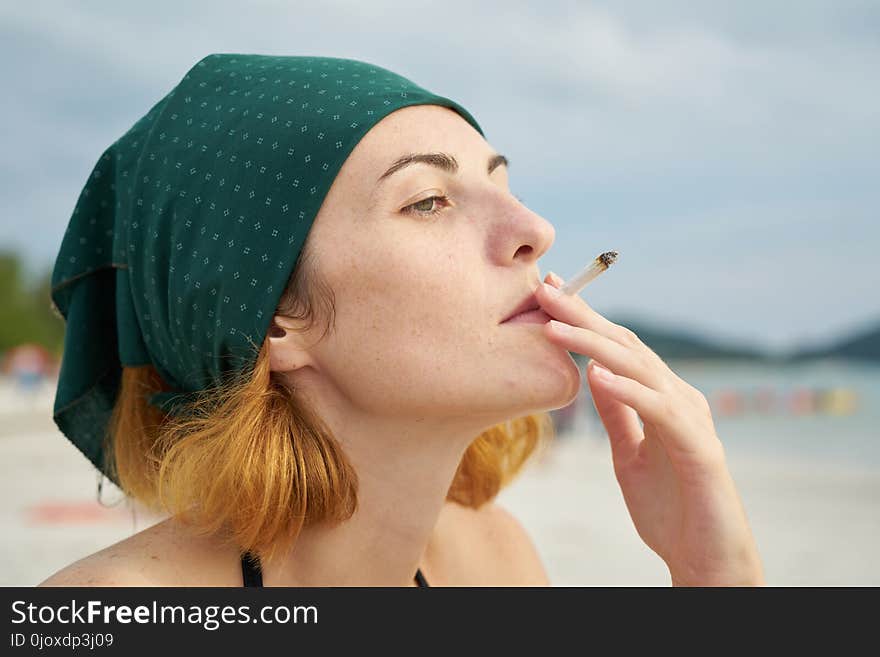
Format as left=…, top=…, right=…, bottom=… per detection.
left=271, top=104, right=581, bottom=433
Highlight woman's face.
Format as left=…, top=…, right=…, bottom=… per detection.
left=272, top=104, right=581, bottom=429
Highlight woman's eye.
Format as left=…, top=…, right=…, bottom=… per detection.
left=401, top=193, right=522, bottom=217
left=402, top=195, right=449, bottom=217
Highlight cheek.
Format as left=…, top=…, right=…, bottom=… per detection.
left=324, top=276, right=479, bottom=378
left=342, top=245, right=471, bottom=329
left=321, top=229, right=492, bottom=368
left=316, top=315, right=471, bottom=413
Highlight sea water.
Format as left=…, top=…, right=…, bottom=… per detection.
left=570, top=359, right=880, bottom=470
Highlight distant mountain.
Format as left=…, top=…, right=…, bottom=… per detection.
left=562, top=314, right=880, bottom=364
left=784, top=320, right=880, bottom=362
left=566, top=314, right=773, bottom=364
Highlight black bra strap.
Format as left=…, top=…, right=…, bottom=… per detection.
left=241, top=551, right=263, bottom=587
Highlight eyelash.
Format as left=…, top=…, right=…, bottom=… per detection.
left=402, top=194, right=525, bottom=217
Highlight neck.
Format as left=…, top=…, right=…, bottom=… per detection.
left=262, top=410, right=488, bottom=587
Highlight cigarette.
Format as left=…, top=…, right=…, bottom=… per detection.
left=558, top=250, right=618, bottom=296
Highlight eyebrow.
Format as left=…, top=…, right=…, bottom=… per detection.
left=376, top=152, right=508, bottom=186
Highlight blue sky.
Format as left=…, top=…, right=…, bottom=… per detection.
left=1, top=0, right=878, bottom=354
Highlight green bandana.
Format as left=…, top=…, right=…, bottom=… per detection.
left=50, top=53, right=485, bottom=478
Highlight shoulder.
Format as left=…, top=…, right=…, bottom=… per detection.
left=37, top=517, right=239, bottom=587
left=37, top=554, right=152, bottom=587
left=428, top=500, right=550, bottom=586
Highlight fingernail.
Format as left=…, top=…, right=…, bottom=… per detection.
left=543, top=282, right=562, bottom=297
left=549, top=319, right=571, bottom=333
left=591, top=361, right=615, bottom=382
left=549, top=271, right=565, bottom=286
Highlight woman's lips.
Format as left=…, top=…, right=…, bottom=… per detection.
left=502, top=308, right=552, bottom=324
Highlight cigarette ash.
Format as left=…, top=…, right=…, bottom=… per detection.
left=598, top=251, right=619, bottom=268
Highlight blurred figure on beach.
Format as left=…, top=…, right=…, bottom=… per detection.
left=2, top=343, right=56, bottom=395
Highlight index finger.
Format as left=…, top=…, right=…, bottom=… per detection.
left=536, top=281, right=640, bottom=349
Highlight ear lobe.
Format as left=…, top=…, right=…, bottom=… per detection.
left=267, top=336, right=295, bottom=375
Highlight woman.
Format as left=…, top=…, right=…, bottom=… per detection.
left=40, top=54, right=764, bottom=587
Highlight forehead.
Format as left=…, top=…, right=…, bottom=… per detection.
left=309, top=105, right=500, bottom=250
left=348, top=104, right=486, bottom=178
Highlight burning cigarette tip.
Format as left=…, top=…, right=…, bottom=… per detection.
left=598, top=250, right=619, bottom=268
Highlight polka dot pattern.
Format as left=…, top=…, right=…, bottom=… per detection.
left=49, top=53, right=485, bottom=479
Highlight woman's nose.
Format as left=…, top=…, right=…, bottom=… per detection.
left=506, top=200, right=555, bottom=265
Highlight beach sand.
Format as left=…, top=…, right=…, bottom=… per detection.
left=2, top=378, right=878, bottom=586
left=498, top=427, right=880, bottom=586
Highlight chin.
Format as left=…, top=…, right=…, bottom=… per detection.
left=525, top=365, right=582, bottom=413
left=494, top=350, right=580, bottom=405
left=548, top=360, right=583, bottom=407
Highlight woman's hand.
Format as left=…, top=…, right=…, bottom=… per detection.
left=538, top=272, right=765, bottom=586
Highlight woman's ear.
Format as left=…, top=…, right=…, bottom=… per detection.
left=267, top=316, right=318, bottom=375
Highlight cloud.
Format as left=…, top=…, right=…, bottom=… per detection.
left=1, top=0, right=878, bottom=350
